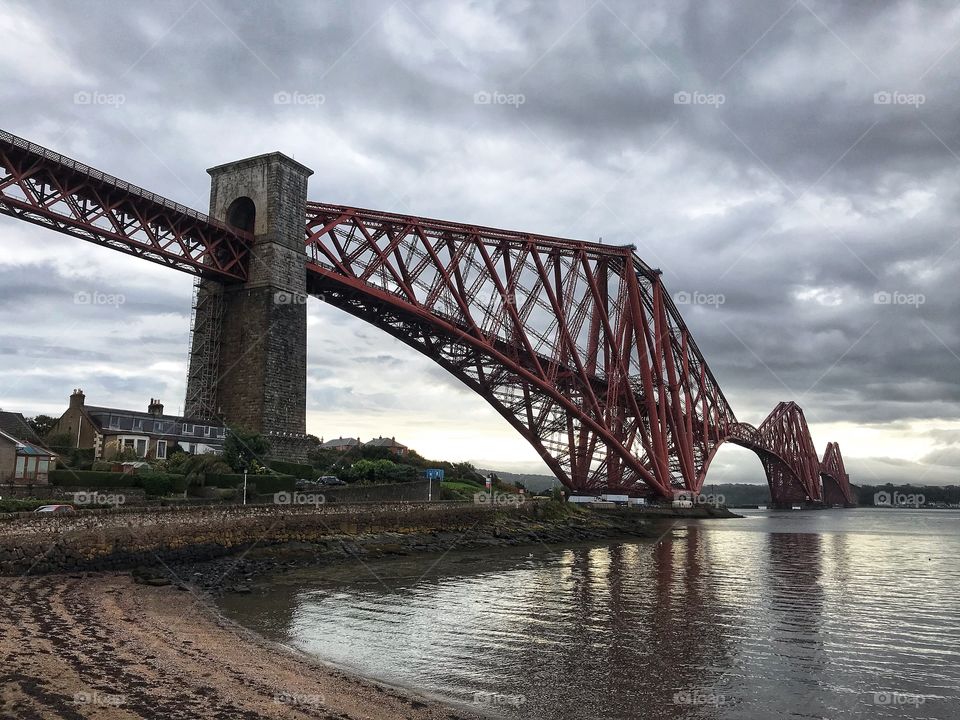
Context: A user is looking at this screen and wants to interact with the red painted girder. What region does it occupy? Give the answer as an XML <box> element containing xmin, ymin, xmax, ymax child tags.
<box><xmin>305</xmin><ymin>202</ymin><xmax>740</xmax><ymax>497</ymax></box>
<box><xmin>821</xmin><ymin>441</ymin><xmax>855</xmax><ymax>505</ymax></box>
<box><xmin>0</xmin><ymin>129</ymin><xmax>250</xmax><ymax>281</ymax></box>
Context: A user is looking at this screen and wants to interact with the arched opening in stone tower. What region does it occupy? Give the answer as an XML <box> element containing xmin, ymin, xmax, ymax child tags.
<box><xmin>226</xmin><ymin>196</ymin><xmax>256</xmax><ymax>232</ymax></box>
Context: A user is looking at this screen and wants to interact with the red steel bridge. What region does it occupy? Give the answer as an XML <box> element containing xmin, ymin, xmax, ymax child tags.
<box><xmin>0</xmin><ymin>128</ymin><xmax>854</xmax><ymax>507</ymax></box>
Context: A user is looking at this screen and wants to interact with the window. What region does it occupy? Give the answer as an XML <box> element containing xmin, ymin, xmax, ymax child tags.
<box><xmin>26</xmin><ymin>457</ymin><xmax>36</xmax><ymax>476</ymax></box>
<box><xmin>156</xmin><ymin>440</ymin><xmax>167</xmax><ymax>460</ymax></box>
<box><xmin>188</xmin><ymin>443</ymin><xmax>197</xmax><ymax>454</ymax></box>
<box><xmin>204</xmin><ymin>426</ymin><xmax>212</xmax><ymax>437</ymax></box>
<box><xmin>14</xmin><ymin>457</ymin><xmax>25</xmax><ymax>478</ymax></box>
<box><xmin>135</xmin><ymin>439</ymin><xmax>147</xmax><ymax>457</ymax></box>
<box><xmin>37</xmin><ymin>460</ymin><xmax>49</xmax><ymax>477</ymax></box>
<box><xmin>109</xmin><ymin>415</ymin><xmax>121</xmax><ymax>430</ymax></box>
<box><xmin>123</xmin><ymin>438</ymin><xmax>135</xmax><ymax>450</ymax></box>
<box><xmin>133</xmin><ymin>418</ymin><xmax>143</xmax><ymax>431</ymax></box>
<box><xmin>182</xmin><ymin>424</ymin><xmax>193</xmax><ymax>435</ymax></box>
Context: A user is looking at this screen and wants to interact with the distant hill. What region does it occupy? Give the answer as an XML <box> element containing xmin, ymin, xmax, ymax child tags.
<box><xmin>478</xmin><ymin>469</ymin><xmax>559</xmax><ymax>493</ymax></box>
<box><xmin>702</xmin><ymin>483</ymin><xmax>771</xmax><ymax>506</ymax></box>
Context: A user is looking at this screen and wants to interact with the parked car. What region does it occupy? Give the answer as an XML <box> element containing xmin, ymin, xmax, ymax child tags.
<box><xmin>34</xmin><ymin>504</ymin><xmax>75</xmax><ymax>514</ymax></box>
<box><xmin>317</xmin><ymin>476</ymin><xmax>345</xmax><ymax>486</ymax></box>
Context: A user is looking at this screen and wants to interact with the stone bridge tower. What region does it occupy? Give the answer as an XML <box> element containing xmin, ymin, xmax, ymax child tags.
<box><xmin>184</xmin><ymin>152</ymin><xmax>313</xmax><ymax>461</ymax></box>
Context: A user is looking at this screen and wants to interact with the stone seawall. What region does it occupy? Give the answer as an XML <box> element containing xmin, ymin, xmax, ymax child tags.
<box><xmin>0</xmin><ymin>501</ymin><xmax>540</xmax><ymax>575</ymax></box>
<box><xmin>289</xmin><ymin>478</ymin><xmax>458</xmax><ymax>504</ymax></box>
<box><xmin>0</xmin><ymin>484</ymin><xmax>147</xmax><ymax>502</ymax></box>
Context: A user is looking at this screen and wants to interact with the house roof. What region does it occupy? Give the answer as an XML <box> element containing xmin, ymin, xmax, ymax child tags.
<box><xmin>0</xmin><ymin>411</ymin><xmax>44</xmax><ymax>446</ymax></box>
<box><xmin>364</xmin><ymin>436</ymin><xmax>408</xmax><ymax>449</ymax></box>
<box><xmin>0</xmin><ymin>429</ymin><xmax>56</xmax><ymax>457</ymax></box>
<box><xmin>80</xmin><ymin>404</ymin><xmax>226</xmax><ymax>445</ymax></box>
<box><xmin>84</xmin><ymin>405</ymin><xmax>221</xmax><ymax>427</ymax></box>
<box><xmin>320</xmin><ymin>437</ymin><xmax>360</xmax><ymax>448</ymax></box>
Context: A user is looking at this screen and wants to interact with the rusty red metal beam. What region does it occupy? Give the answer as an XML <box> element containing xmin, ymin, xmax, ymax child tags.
<box><xmin>821</xmin><ymin>441</ymin><xmax>855</xmax><ymax>505</ymax></box>
<box><xmin>0</xmin><ymin>128</ymin><xmax>855</xmax><ymax>503</ymax></box>
<box><xmin>304</xmin><ymin>201</ymin><xmax>852</xmax><ymax>502</ymax></box>
<box><xmin>0</xmin><ymin>129</ymin><xmax>250</xmax><ymax>281</ymax></box>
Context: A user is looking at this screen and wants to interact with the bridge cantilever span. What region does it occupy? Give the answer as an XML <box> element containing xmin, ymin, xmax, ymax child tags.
<box><xmin>0</xmin><ymin>130</ymin><xmax>251</xmax><ymax>282</ymax></box>
<box><xmin>821</xmin><ymin>441</ymin><xmax>855</xmax><ymax>505</ymax></box>
<box><xmin>303</xmin><ymin>203</ymin><xmax>851</xmax><ymax>504</ymax></box>
<box><xmin>0</xmin><ymin>128</ymin><xmax>854</xmax><ymax>506</ymax></box>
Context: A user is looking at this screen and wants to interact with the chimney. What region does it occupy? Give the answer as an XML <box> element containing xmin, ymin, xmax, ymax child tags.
<box><xmin>148</xmin><ymin>398</ymin><xmax>164</xmax><ymax>417</ymax></box>
<box><xmin>69</xmin><ymin>388</ymin><xmax>85</xmax><ymax>409</ymax></box>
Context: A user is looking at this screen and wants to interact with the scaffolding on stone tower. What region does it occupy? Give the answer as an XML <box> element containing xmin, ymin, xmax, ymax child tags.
<box><xmin>184</xmin><ymin>278</ymin><xmax>224</xmax><ymax>421</ymax></box>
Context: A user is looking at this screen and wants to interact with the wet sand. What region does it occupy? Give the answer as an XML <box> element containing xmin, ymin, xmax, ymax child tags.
<box><xmin>0</xmin><ymin>573</ymin><xmax>481</xmax><ymax>719</ymax></box>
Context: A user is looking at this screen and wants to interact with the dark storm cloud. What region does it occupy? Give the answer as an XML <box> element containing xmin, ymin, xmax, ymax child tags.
<box><xmin>2</xmin><ymin>0</ymin><xmax>960</xmax><ymax>479</ymax></box>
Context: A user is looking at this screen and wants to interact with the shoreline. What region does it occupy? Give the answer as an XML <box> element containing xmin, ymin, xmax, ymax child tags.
<box><xmin>0</xmin><ymin>572</ymin><xmax>485</xmax><ymax>719</ymax></box>
<box><xmin>0</xmin><ymin>506</ymin><xmax>736</xmax><ymax>718</ymax></box>
<box><xmin>0</xmin><ymin>499</ymin><xmax>730</xmax><ymax>575</ymax></box>
<box><xmin>165</xmin><ymin>506</ymin><xmax>672</xmax><ymax>595</ymax></box>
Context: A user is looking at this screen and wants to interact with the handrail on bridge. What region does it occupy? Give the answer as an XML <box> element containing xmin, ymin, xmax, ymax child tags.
<box><xmin>0</xmin><ymin>128</ymin><xmax>241</xmax><ymax>236</ymax></box>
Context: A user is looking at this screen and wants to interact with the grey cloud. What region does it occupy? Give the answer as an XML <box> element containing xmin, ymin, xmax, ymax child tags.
<box><xmin>2</xmin><ymin>0</ymin><xmax>960</xmax><ymax>481</ymax></box>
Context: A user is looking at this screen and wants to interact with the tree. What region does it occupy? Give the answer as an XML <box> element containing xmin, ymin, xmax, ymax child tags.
<box><xmin>106</xmin><ymin>447</ymin><xmax>141</xmax><ymax>462</ymax></box>
<box><xmin>308</xmin><ymin>447</ymin><xmax>342</xmax><ymax>472</ymax></box>
<box><xmin>348</xmin><ymin>458</ymin><xmax>397</xmax><ymax>483</ymax></box>
<box><xmin>451</xmin><ymin>462</ymin><xmax>484</xmax><ymax>484</ymax></box>
<box><xmin>180</xmin><ymin>453</ymin><xmax>232</xmax><ymax>489</ymax></box>
<box><xmin>44</xmin><ymin>431</ymin><xmax>72</xmax><ymax>449</ymax></box>
<box><xmin>222</xmin><ymin>429</ymin><xmax>271</xmax><ymax>472</ymax></box>
<box><xmin>27</xmin><ymin>415</ymin><xmax>58</xmax><ymax>438</ymax></box>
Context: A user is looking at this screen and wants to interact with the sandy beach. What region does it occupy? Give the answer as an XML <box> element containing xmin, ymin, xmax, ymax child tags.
<box><xmin>0</xmin><ymin>573</ymin><xmax>481</xmax><ymax>719</ymax></box>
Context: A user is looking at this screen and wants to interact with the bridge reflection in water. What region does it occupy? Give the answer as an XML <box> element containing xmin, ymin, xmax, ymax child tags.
<box><xmin>216</xmin><ymin>511</ymin><xmax>960</xmax><ymax>720</ymax></box>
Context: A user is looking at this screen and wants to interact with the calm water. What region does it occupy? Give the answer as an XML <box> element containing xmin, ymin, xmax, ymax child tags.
<box><xmin>217</xmin><ymin>509</ymin><xmax>960</xmax><ymax>719</ymax></box>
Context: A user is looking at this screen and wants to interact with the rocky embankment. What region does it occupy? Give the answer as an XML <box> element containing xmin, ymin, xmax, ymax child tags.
<box><xmin>160</xmin><ymin>506</ymin><xmax>659</xmax><ymax>594</ymax></box>
<box><xmin>0</xmin><ymin>500</ymin><xmax>668</xmax><ymax>576</ymax></box>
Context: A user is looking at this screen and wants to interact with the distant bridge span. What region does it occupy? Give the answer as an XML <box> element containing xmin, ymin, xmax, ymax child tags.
<box><xmin>0</xmin><ymin>129</ymin><xmax>855</xmax><ymax>506</ymax></box>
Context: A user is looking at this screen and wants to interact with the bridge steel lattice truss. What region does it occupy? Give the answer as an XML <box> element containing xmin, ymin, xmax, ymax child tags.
<box><xmin>0</xmin><ymin>129</ymin><xmax>855</xmax><ymax>506</ymax></box>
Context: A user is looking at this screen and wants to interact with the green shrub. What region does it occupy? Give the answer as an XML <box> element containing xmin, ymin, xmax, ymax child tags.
<box><xmin>49</xmin><ymin>446</ymin><xmax>96</xmax><ymax>471</ymax></box>
<box><xmin>267</xmin><ymin>459</ymin><xmax>314</xmax><ymax>478</ymax></box>
<box><xmin>207</xmin><ymin>473</ymin><xmax>295</xmax><ymax>493</ymax></box>
<box><xmin>137</xmin><ymin>471</ymin><xmax>186</xmax><ymax>496</ymax></box>
<box><xmin>178</xmin><ymin>454</ymin><xmax>232</xmax><ymax>488</ymax></box>
<box><xmin>343</xmin><ymin>458</ymin><xmax>420</xmax><ymax>483</ymax></box>
<box><xmin>48</xmin><ymin>470</ymin><xmax>133</xmax><ymax>487</ymax></box>
<box><xmin>48</xmin><ymin>469</ymin><xmax>187</xmax><ymax>495</ymax></box>
<box><xmin>251</xmin><ymin>474</ymin><xmax>296</xmax><ymax>493</ymax></box>
<box><xmin>223</xmin><ymin>429</ymin><xmax>271</xmax><ymax>472</ymax></box>
<box><xmin>0</xmin><ymin>498</ymin><xmax>49</xmax><ymax>513</ymax></box>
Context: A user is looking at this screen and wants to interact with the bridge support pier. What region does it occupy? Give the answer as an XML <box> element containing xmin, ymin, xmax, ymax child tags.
<box><xmin>184</xmin><ymin>152</ymin><xmax>314</xmax><ymax>461</ymax></box>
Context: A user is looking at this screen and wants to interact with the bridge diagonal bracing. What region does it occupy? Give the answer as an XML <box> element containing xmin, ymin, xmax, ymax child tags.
<box><xmin>0</xmin><ymin>128</ymin><xmax>854</xmax><ymax>505</ymax></box>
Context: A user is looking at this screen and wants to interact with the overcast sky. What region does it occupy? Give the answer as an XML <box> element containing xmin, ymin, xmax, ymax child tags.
<box><xmin>1</xmin><ymin>0</ymin><xmax>959</xmax><ymax>485</ymax></box>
